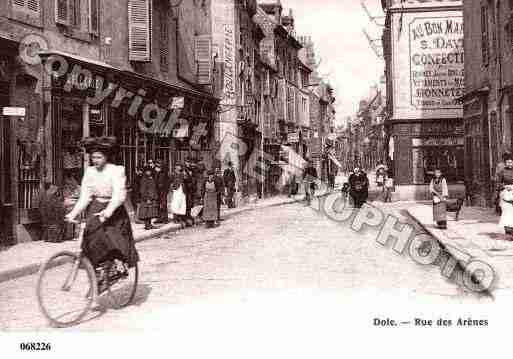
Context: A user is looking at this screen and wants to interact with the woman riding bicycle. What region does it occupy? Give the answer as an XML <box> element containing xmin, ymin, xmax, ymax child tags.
<box><xmin>65</xmin><ymin>136</ymin><xmax>139</xmax><ymax>282</ymax></box>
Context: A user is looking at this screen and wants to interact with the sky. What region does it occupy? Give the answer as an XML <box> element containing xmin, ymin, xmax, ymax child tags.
<box><xmin>280</xmin><ymin>0</ymin><xmax>385</xmax><ymax>125</ymax></box>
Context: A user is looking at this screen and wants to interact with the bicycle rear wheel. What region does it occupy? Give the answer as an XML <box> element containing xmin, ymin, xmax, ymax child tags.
<box><xmin>36</xmin><ymin>251</ymin><xmax>96</xmax><ymax>327</ymax></box>
<box><xmin>102</xmin><ymin>261</ymin><xmax>138</xmax><ymax>309</ymax></box>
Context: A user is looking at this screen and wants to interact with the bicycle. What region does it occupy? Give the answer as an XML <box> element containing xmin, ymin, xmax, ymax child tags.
<box><xmin>36</xmin><ymin>219</ymin><xmax>138</xmax><ymax>327</ymax></box>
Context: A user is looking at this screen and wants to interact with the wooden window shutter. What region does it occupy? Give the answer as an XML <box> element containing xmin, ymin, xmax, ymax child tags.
<box><xmin>89</xmin><ymin>0</ymin><xmax>99</xmax><ymax>34</ymax></box>
<box><xmin>195</xmin><ymin>35</ymin><xmax>212</xmax><ymax>85</ymax></box>
<box><xmin>55</xmin><ymin>0</ymin><xmax>69</xmax><ymax>25</ymax></box>
<box><xmin>128</xmin><ymin>0</ymin><xmax>152</xmax><ymax>62</ymax></box>
<box><xmin>71</xmin><ymin>0</ymin><xmax>81</xmax><ymax>27</ymax></box>
<box><xmin>27</xmin><ymin>0</ymin><xmax>40</xmax><ymax>13</ymax></box>
<box><xmin>13</xmin><ymin>0</ymin><xmax>41</xmax><ymax>15</ymax></box>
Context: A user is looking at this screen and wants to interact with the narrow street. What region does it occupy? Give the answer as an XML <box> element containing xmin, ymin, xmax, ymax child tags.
<box><xmin>0</xmin><ymin>201</ymin><xmax>489</xmax><ymax>331</ymax></box>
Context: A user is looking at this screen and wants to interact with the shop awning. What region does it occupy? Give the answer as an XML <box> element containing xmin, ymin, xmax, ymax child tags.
<box><xmin>38</xmin><ymin>50</ymin><xmax>219</xmax><ymax>103</ymax></box>
<box><xmin>38</xmin><ymin>50</ymin><xmax>117</xmax><ymax>72</ymax></box>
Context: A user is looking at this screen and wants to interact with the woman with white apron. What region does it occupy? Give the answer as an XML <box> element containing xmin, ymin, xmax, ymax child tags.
<box><xmin>498</xmin><ymin>154</ymin><xmax>513</xmax><ymax>239</ymax></box>
<box><xmin>429</xmin><ymin>168</ymin><xmax>449</xmax><ymax>229</ymax></box>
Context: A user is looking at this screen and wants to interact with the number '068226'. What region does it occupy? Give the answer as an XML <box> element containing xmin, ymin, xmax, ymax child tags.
<box><xmin>19</xmin><ymin>342</ymin><xmax>51</xmax><ymax>351</ymax></box>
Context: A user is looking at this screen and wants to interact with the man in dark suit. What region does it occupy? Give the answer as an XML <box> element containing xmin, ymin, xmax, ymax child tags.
<box><xmin>223</xmin><ymin>161</ymin><xmax>237</xmax><ymax>208</ymax></box>
<box><xmin>154</xmin><ymin>160</ymin><xmax>171</xmax><ymax>224</ymax></box>
<box><xmin>214</xmin><ymin>167</ymin><xmax>225</xmax><ymax>222</ymax></box>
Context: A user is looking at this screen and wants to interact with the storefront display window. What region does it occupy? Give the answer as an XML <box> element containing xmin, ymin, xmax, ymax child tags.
<box><xmin>412</xmin><ymin>137</ymin><xmax>464</xmax><ymax>184</ymax></box>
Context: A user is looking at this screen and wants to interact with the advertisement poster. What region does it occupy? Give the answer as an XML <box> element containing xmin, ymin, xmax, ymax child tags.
<box><xmin>393</xmin><ymin>11</ymin><xmax>464</xmax><ymax>119</ymax></box>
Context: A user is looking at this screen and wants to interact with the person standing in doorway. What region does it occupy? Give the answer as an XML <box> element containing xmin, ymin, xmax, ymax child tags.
<box><xmin>154</xmin><ymin>160</ymin><xmax>171</xmax><ymax>224</ymax></box>
<box><xmin>138</xmin><ymin>166</ymin><xmax>159</xmax><ymax>230</ymax></box>
<box><xmin>429</xmin><ymin>168</ymin><xmax>449</xmax><ymax>229</ymax></box>
<box><xmin>223</xmin><ymin>161</ymin><xmax>237</xmax><ymax>208</ymax></box>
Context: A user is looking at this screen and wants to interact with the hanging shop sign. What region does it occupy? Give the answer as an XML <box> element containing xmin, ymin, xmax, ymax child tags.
<box><xmin>89</xmin><ymin>107</ymin><xmax>103</xmax><ymax>125</ymax></box>
<box><xmin>287</xmin><ymin>132</ymin><xmax>299</xmax><ymax>143</ymax></box>
<box><xmin>392</xmin><ymin>7</ymin><xmax>464</xmax><ymax>119</ymax></box>
<box><xmin>411</xmin><ymin>137</ymin><xmax>464</xmax><ymax>147</ymax></box>
<box><xmin>173</xmin><ymin>124</ymin><xmax>189</xmax><ymax>138</ymax></box>
<box><xmin>170</xmin><ymin>96</ymin><xmax>185</xmax><ymax>109</ymax></box>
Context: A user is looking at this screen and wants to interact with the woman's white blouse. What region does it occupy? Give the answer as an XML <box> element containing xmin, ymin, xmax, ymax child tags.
<box><xmin>68</xmin><ymin>164</ymin><xmax>127</xmax><ymax>219</ymax></box>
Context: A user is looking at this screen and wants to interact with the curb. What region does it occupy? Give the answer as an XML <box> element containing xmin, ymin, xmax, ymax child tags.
<box><xmin>404</xmin><ymin>208</ymin><xmax>493</xmax><ymax>297</ymax></box>
<box><xmin>0</xmin><ymin>197</ymin><xmax>302</xmax><ymax>284</ymax></box>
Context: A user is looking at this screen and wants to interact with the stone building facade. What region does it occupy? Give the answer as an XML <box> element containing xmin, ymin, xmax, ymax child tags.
<box><xmin>461</xmin><ymin>0</ymin><xmax>513</xmax><ymax>206</ymax></box>
<box><xmin>0</xmin><ymin>0</ymin><xmax>220</xmax><ymax>245</ymax></box>
<box><xmin>381</xmin><ymin>0</ymin><xmax>465</xmax><ymax>200</ymax></box>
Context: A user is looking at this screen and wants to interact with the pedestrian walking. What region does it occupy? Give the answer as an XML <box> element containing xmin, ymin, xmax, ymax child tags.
<box><xmin>303</xmin><ymin>159</ymin><xmax>318</xmax><ymax>205</ymax></box>
<box><xmin>384</xmin><ymin>175</ymin><xmax>394</xmax><ymax>203</ymax></box>
<box><xmin>131</xmin><ymin>167</ymin><xmax>143</xmax><ymax>208</ymax></box>
<box><xmin>497</xmin><ymin>154</ymin><xmax>513</xmax><ymax>239</ymax></box>
<box><xmin>182</xmin><ymin>159</ymin><xmax>195</xmax><ymax>226</ymax></box>
<box><xmin>223</xmin><ymin>161</ymin><xmax>237</xmax><ymax>208</ymax></box>
<box><xmin>375</xmin><ymin>162</ymin><xmax>386</xmax><ymax>194</ymax></box>
<box><xmin>65</xmin><ymin>136</ymin><xmax>139</xmax><ymax>272</ymax></box>
<box><xmin>137</xmin><ymin>166</ymin><xmax>159</xmax><ymax>230</ymax></box>
<box><xmin>202</xmin><ymin>170</ymin><xmax>222</xmax><ymax>228</ymax></box>
<box><xmin>215</xmin><ymin>167</ymin><xmax>225</xmax><ymax>222</ymax></box>
<box><xmin>348</xmin><ymin>167</ymin><xmax>369</xmax><ymax>208</ymax></box>
<box><xmin>154</xmin><ymin>160</ymin><xmax>171</xmax><ymax>224</ymax></box>
<box><xmin>429</xmin><ymin>168</ymin><xmax>449</xmax><ymax>229</ymax></box>
<box><xmin>288</xmin><ymin>174</ymin><xmax>298</xmax><ymax>197</ymax></box>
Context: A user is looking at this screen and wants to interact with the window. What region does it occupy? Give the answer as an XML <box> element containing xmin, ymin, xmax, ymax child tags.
<box><xmin>10</xmin><ymin>0</ymin><xmax>42</xmax><ymax>26</ymax></box>
<box><xmin>89</xmin><ymin>0</ymin><xmax>99</xmax><ymax>35</ymax></box>
<box><xmin>128</xmin><ymin>0</ymin><xmax>152</xmax><ymax>62</ymax></box>
<box><xmin>481</xmin><ymin>5</ymin><xmax>489</xmax><ymax>66</ymax></box>
<box><xmin>55</xmin><ymin>0</ymin><xmax>99</xmax><ymax>34</ymax></box>
<box><xmin>195</xmin><ymin>35</ymin><xmax>212</xmax><ymax>84</ymax></box>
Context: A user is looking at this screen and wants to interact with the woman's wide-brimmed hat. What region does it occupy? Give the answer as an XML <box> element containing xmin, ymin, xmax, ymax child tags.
<box><xmin>81</xmin><ymin>136</ymin><xmax>119</xmax><ymax>154</ymax></box>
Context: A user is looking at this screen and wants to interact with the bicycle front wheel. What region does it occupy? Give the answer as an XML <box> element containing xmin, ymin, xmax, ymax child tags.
<box><xmin>36</xmin><ymin>251</ymin><xmax>96</xmax><ymax>327</ymax></box>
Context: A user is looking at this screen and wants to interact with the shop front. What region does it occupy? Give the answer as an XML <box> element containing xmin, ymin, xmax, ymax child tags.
<box><xmin>39</xmin><ymin>51</ymin><xmax>218</xmax><ymax>228</ymax></box>
<box><xmin>462</xmin><ymin>91</ymin><xmax>492</xmax><ymax>207</ymax></box>
<box><xmin>1</xmin><ymin>37</ymin><xmax>44</xmax><ymax>245</ymax></box>
<box><xmin>389</xmin><ymin>120</ymin><xmax>465</xmax><ymax>200</ymax></box>
<box><xmin>0</xmin><ymin>46</ymin><xmax>16</xmax><ymax>247</ymax></box>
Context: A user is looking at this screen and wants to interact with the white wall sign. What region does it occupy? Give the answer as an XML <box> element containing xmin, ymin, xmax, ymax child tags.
<box><xmin>392</xmin><ymin>9</ymin><xmax>464</xmax><ymax>119</ymax></box>
<box><xmin>2</xmin><ymin>107</ymin><xmax>26</xmax><ymax>116</ymax></box>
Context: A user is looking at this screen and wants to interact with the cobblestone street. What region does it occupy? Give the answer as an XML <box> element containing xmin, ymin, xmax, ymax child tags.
<box><xmin>0</xmin><ymin>201</ymin><xmax>489</xmax><ymax>331</ymax></box>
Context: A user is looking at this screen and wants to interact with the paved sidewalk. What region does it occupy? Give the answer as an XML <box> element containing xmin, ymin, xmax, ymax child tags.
<box><xmin>406</xmin><ymin>204</ymin><xmax>513</xmax><ymax>300</ymax></box>
<box><xmin>0</xmin><ymin>195</ymin><xmax>304</xmax><ymax>284</ymax></box>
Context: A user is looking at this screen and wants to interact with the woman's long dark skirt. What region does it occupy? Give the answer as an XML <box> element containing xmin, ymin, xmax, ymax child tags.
<box><xmin>82</xmin><ymin>200</ymin><xmax>140</xmax><ymax>268</ymax></box>
<box><xmin>350</xmin><ymin>190</ymin><xmax>368</xmax><ymax>208</ymax></box>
